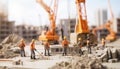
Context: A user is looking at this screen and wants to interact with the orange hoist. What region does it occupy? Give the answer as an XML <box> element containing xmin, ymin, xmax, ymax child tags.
<box><xmin>37</xmin><ymin>0</ymin><xmax>59</xmax><ymax>44</ymax></box>
<box><xmin>70</xmin><ymin>0</ymin><xmax>97</xmax><ymax>46</ymax></box>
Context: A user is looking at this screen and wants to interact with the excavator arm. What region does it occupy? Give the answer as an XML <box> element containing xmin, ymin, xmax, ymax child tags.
<box><xmin>92</xmin><ymin>21</ymin><xmax>116</xmax><ymax>41</ymax></box>
<box><xmin>92</xmin><ymin>0</ymin><xmax>116</xmax><ymax>41</ymax></box>
<box><xmin>37</xmin><ymin>0</ymin><xmax>56</xmax><ymax>33</ymax></box>
<box><xmin>37</xmin><ymin>0</ymin><xmax>59</xmax><ymax>44</ymax></box>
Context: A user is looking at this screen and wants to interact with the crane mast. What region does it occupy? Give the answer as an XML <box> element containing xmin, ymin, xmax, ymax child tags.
<box><xmin>75</xmin><ymin>0</ymin><xmax>89</xmax><ymax>33</ymax></box>
<box><xmin>70</xmin><ymin>0</ymin><xmax>97</xmax><ymax>46</ymax></box>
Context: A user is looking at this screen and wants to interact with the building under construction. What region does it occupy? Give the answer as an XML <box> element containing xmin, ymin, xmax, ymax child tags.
<box><xmin>0</xmin><ymin>12</ymin><xmax>14</xmax><ymax>43</ymax></box>
<box><xmin>0</xmin><ymin>0</ymin><xmax>120</xmax><ymax>69</ymax></box>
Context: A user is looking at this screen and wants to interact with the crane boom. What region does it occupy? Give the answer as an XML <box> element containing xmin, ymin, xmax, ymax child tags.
<box><xmin>37</xmin><ymin>0</ymin><xmax>59</xmax><ymax>44</ymax></box>
<box><xmin>108</xmin><ymin>0</ymin><xmax>114</xmax><ymax>20</ymax></box>
<box><xmin>37</xmin><ymin>0</ymin><xmax>52</xmax><ymax>13</ymax></box>
<box><xmin>37</xmin><ymin>0</ymin><xmax>56</xmax><ymax>33</ymax></box>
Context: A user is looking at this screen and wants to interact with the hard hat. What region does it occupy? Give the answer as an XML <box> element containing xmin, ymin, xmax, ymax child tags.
<box><xmin>78</xmin><ymin>38</ymin><xmax>81</xmax><ymax>40</ymax></box>
<box><xmin>20</xmin><ymin>39</ymin><xmax>24</xmax><ymax>42</ymax></box>
<box><xmin>64</xmin><ymin>36</ymin><xmax>66</xmax><ymax>40</ymax></box>
<box><xmin>45</xmin><ymin>39</ymin><xmax>48</xmax><ymax>41</ymax></box>
<box><xmin>102</xmin><ymin>38</ymin><xmax>105</xmax><ymax>41</ymax></box>
<box><xmin>32</xmin><ymin>39</ymin><xmax>35</xmax><ymax>42</ymax></box>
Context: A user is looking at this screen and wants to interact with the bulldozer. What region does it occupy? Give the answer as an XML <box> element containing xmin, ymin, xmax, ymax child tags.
<box><xmin>70</xmin><ymin>0</ymin><xmax>97</xmax><ymax>46</ymax></box>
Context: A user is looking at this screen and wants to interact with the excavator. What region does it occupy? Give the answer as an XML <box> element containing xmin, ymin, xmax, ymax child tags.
<box><xmin>70</xmin><ymin>0</ymin><xmax>97</xmax><ymax>46</ymax></box>
<box><xmin>92</xmin><ymin>21</ymin><xmax>116</xmax><ymax>42</ymax></box>
<box><xmin>92</xmin><ymin>0</ymin><xmax>116</xmax><ymax>42</ymax></box>
<box><xmin>37</xmin><ymin>0</ymin><xmax>59</xmax><ymax>44</ymax></box>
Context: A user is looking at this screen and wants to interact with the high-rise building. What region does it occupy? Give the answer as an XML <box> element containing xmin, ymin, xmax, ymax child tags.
<box><xmin>0</xmin><ymin>14</ymin><xmax>15</xmax><ymax>42</ymax></box>
<box><xmin>112</xmin><ymin>18</ymin><xmax>120</xmax><ymax>37</ymax></box>
<box><xmin>95</xmin><ymin>8</ymin><xmax>108</xmax><ymax>26</ymax></box>
<box><xmin>119</xmin><ymin>13</ymin><xmax>120</xmax><ymax>18</ymax></box>
<box><xmin>0</xmin><ymin>1</ymin><xmax>14</xmax><ymax>42</ymax></box>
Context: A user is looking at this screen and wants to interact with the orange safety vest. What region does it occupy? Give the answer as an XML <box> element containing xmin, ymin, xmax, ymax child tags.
<box><xmin>19</xmin><ymin>42</ymin><xmax>25</xmax><ymax>49</ymax></box>
<box><xmin>62</xmin><ymin>40</ymin><xmax>69</xmax><ymax>47</ymax></box>
<box><xmin>30</xmin><ymin>42</ymin><xmax>35</xmax><ymax>50</ymax></box>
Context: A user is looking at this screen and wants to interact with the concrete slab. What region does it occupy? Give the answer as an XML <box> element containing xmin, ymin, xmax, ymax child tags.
<box><xmin>102</xmin><ymin>62</ymin><xmax>120</xmax><ymax>69</ymax></box>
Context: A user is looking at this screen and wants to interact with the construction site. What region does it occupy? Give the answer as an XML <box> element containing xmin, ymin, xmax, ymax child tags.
<box><xmin>0</xmin><ymin>0</ymin><xmax>120</xmax><ymax>69</ymax></box>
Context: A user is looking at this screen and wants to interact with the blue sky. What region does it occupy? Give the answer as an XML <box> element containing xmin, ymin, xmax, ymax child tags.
<box><xmin>7</xmin><ymin>0</ymin><xmax>120</xmax><ymax>26</ymax></box>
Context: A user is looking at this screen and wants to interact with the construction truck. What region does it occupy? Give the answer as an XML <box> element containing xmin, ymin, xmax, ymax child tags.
<box><xmin>37</xmin><ymin>0</ymin><xmax>59</xmax><ymax>44</ymax></box>
<box><xmin>92</xmin><ymin>0</ymin><xmax>116</xmax><ymax>42</ymax></box>
<box><xmin>70</xmin><ymin>0</ymin><xmax>97</xmax><ymax>46</ymax></box>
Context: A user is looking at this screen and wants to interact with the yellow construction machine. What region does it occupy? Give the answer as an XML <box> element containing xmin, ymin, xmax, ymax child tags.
<box><xmin>70</xmin><ymin>0</ymin><xmax>97</xmax><ymax>46</ymax></box>
<box><xmin>37</xmin><ymin>0</ymin><xmax>59</xmax><ymax>44</ymax></box>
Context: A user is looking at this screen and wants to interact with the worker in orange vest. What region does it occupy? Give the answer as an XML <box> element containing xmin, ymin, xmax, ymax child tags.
<box><xmin>77</xmin><ymin>38</ymin><xmax>83</xmax><ymax>56</ymax></box>
<box><xmin>101</xmin><ymin>38</ymin><xmax>105</xmax><ymax>50</ymax></box>
<box><xmin>62</xmin><ymin>36</ymin><xmax>69</xmax><ymax>56</ymax></box>
<box><xmin>19</xmin><ymin>39</ymin><xmax>26</xmax><ymax>57</ymax></box>
<box><xmin>44</xmin><ymin>39</ymin><xmax>50</xmax><ymax>56</ymax></box>
<box><xmin>30</xmin><ymin>39</ymin><xmax>36</xmax><ymax>59</ymax></box>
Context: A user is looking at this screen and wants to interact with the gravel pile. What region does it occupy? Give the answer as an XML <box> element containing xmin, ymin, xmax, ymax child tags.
<box><xmin>0</xmin><ymin>34</ymin><xmax>23</xmax><ymax>58</ymax></box>
<box><xmin>50</xmin><ymin>55</ymin><xmax>105</xmax><ymax>69</ymax></box>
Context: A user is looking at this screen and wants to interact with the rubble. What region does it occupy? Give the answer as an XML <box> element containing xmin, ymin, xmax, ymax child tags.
<box><xmin>1</xmin><ymin>34</ymin><xmax>23</xmax><ymax>44</ymax></box>
<box><xmin>0</xmin><ymin>34</ymin><xmax>23</xmax><ymax>58</ymax></box>
<box><xmin>12</xmin><ymin>59</ymin><xmax>23</xmax><ymax>65</ymax></box>
<box><xmin>0</xmin><ymin>66</ymin><xmax>9</xmax><ymax>69</ymax></box>
<box><xmin>108</xmin><ymin>59</ymin><xmax>118</xmax><ymax>63</ymax></box>
<box><xmin>50</xmin><ymin>55</ymin><xmax>104</xmax><ymax>69</ymax></box>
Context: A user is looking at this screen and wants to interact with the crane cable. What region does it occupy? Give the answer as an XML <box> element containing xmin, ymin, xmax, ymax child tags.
<box><xmin>108</xmin><ymin>0</ymin><xmax>114</xmax><ymax>21</ymax></box>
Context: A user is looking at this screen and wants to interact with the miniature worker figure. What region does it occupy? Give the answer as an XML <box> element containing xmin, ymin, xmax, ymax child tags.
<box><xmin>62</xmin><ymin>36</ymin><xmax>69</xmax><ymax>56</ymax></box>
<box><xmin>44</xmin><ymin>39</ymin><xmax>50</xmax><ymax>56</ymax></box>
<box><xmin>77</xmin><ymin>38</ymin><xmax>83</xmax><ymax>56</ymax></box>
<box><xmin>101</xmin><ymin>38</ymin><xmax>105</xmax><ymax>50</ymax></box>
<box><xmin>30</xmin><ymin>39</ymin><xmax>36</xmax><ymax>59</ymax></box>
<box><xmin>19</xmin><ymin>39</ymin><xmax>26</xmax><ymax>57</ymax></box>
<box><xmin>87</xmin><ymin>39</ymin><xmax>91</xmax><ymax>54</ymax></box>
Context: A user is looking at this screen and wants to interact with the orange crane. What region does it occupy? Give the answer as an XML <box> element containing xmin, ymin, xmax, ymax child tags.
<box><xmin>92</xmin><ymin>0</ymin><xmax>116</xmax><ymax>41</ymax></box>
<box><xmin>75</xmin><ymin>0</ymin><xmax>89</xmax><ymax>33</ymax></box>
<box><xmin>70</xmin><ymin>0</ymin><xmax>97</xmax><ymax>46</ymax></box>
<box><xmin>37</xmin><ymin>0</ymin><xmax>59</xmax><ymax>44</ymax></box>
<box><xmin>92</xmin><ymin>21</ymin><xmax>116</xmax><ymax>41</ymax></box>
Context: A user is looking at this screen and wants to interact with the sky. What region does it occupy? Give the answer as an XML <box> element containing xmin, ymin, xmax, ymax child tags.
<box><xmin>3</xmin><ymin>0</ymin><xmax>120</xmax><ymax>26</ymax></box>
